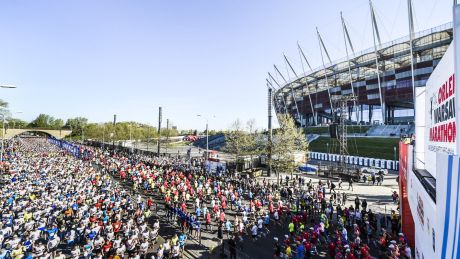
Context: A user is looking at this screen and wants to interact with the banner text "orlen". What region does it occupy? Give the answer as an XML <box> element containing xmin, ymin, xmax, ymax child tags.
<box><xmin>438</xmin><ymin>74</ymin><xmax>455</xmax><ymax>104</ymax></box>
<box><xmin>429</xmin><ymin>74</ymin><xmax>456</xmax><ymax>143</ymax></box>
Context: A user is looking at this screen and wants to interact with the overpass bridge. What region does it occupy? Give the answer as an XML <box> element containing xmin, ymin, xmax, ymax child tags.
<box><xmin>3</xmin><ymin>129</ymin><xmax>72</xmax><ymax>139</ymax></box>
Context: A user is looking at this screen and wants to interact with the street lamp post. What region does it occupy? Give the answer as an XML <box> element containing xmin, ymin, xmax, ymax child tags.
<box><xmin>112</xmin><ymin>114</ymin><xmax>117</xmax><ymax>152</ymax></box>
<box><xmin>197</xmin><ymin>115</ymin><xmax>210</xmax><ymax>160</ymax></box>
<box><xmin>129</xmin><ymin>124</ymin><xmax>133</xmax><ymax>153</ymax></box>
<box><xmin>146</xmin><ymin>127</ymin><xmax>149</xmax><ymax>152</ymax></box>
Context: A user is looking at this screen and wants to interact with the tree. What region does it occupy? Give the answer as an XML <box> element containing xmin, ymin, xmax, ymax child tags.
<box><xmin>271</xmin><ymin>114</ymin><xmax>308</xmax><ymax>183</ymax></box>
<box><xmin>51</xmin><ymin>119</ymin><xmax>64</xmax><ymax>129</ymax></box>
<box><xmin>65</xmin><ymin>117</ymin><xmax>88</xmax><ymax>136</ymax></box>
<box><xmin>29</xmin><ymin>114</ymin><xmax>55</xmax><ymax>128</ymax></box>
<box><xmin>7</xmin><ymin>118</ymin><xmax>28</xmax><ymax>129</ymax></box>
<box><xmin>224</xmin><ymin>119</ymin><xmax>245</xmax><ymax>171</ymax></box>
<box><xmin>242</xmin><ymin>119</ymin><xmax>261</xmax><ymax>170</ymax></box>
<box><xmin>224</xmin><ymin>119</ymin><xmax>262</xmax><ymax>172</ymax></box>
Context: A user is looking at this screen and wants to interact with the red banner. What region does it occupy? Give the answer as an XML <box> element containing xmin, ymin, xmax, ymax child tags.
<box><xmin>399</xmin><ymin>141</ymin><xmax>415</xmax><ymax>247</ymax></box>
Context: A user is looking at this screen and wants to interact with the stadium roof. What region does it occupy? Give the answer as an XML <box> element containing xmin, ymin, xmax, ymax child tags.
<box><xmin>276</xmin><ymin>22</ymin><xmax>453</xmax><ymax>96</ymax></box>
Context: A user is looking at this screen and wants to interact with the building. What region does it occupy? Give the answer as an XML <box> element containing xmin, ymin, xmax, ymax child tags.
<box><xmin>272</xmin><ymin>22</ymin><xmax>453</xmax><ymax>126</ymax></box>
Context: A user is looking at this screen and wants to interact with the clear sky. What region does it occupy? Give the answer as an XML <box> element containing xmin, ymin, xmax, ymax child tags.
<box><xmin>0</xmin><ymin>0</ymin><xmax>451</xmax><ymax>131</ymax></box>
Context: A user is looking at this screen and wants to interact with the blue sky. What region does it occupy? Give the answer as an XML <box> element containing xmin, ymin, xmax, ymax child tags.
<box><xmin>0</xmin><ymin>0</ymin><xmax>451</xmax><ymax>130</ymax></box>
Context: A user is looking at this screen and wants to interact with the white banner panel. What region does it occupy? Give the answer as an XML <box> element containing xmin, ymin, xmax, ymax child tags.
<box><xmin>407</xmin><ymin>169</ymin><xmax>436</xmax><ymax>259</ymax></box>
<box><xmin>424</xmin><ymin>44</ymin><xmax>456</xmax><ymax>177</ymax></box>
<box><xmin>435</xmin><ymin>153</ymin><xmax>460</xmax><ymax>259</ymax></box>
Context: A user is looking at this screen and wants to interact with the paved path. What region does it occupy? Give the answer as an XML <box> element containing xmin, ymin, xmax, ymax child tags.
<box><xmin>95</xmin><ymin>148</ymin><xmax>399</xmax><ymax>259</ymax></box>
<box><xmin>210</xmin><ymin>171</ymin><xmax>400</xmax><ymax>258</ymax></box>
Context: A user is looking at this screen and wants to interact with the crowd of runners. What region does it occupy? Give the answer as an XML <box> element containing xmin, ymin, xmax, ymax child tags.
<box><xmin>0</xmin><ymin>137</ymin><xmax>410</xmax><ymax>258</ymax></box>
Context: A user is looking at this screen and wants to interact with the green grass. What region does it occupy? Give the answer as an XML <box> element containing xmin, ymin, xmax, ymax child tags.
<box><xmin>305</xmin><ymin>125</ymin><xmax>371</xmax><ymax>134</ymax></box>
<box><xmin>309</xmin><ymin>136</ymin><xmax>399</xmax><ymax>160</ymax></box>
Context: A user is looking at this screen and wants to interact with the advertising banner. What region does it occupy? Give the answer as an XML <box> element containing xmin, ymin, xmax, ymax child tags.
<box><xmin>399</xmin><ymin>142</ymin><xmax>415</xmax><ymax>247</ymax></box>
<box><xmin>308</xmin><ymin>151</ymin><xmax>399</xmax><ymax>170</ymax></box>
<box><xmin>407</xmin><ymin>168</ymin><xmax>436</xmax><ymax>259</ymax></box>
<box><xmin>436</xmin><ymin>153</ymin><xmax>460</xmax><ymax>259</ymax></box>
<box><xmin>425</xmin><ymin>44</ymin><xmax>456</xmax><ymax>176</ymax></box>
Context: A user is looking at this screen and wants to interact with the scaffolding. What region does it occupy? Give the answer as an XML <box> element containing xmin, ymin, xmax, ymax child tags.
<box><xmin>332</xmin><ymin>95</ymin><xmax>357</xmax><ymax>173</ymax></box>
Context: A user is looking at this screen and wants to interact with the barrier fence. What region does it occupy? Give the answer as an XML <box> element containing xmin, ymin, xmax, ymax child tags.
<box><xmin>48</xmin><ymin>137</ymin><xmax>93</xmax><ymax>159</ymax></box>
<box><xmin>309</xmin><ymin>151</ymin><xmax>399</xmax><ymax>171</ymax></box>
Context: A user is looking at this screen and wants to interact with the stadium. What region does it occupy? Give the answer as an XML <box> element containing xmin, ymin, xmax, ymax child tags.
<box><xmin>270</xmin><ymin>22</ymin><xmax>453</xmax><ymax>127</ymax></box>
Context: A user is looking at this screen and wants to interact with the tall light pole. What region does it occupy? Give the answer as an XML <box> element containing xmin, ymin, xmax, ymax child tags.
<box><xmin>197</xmin><ymin>115</ymin><xmax>212</xmax><ymax>160</ymax></box>
<box><xmin>157</xmin><ymin>107</ymin><xmax>162</xmax><ymax>156</ymax></box>
<box><xmin>267</xmin><ymin>86</ymin><xmax>273</xmax><ymax>177</ymax></box>
<box><xmin>112</xmin><ymin>114</ymin><xmax>117</xmax><ymax>151</ymax></box>
<box><xmin>129</xmin><ymin>123</ymin><xmax>133</xmax><ymax>153</ymax></box>
<box><xmin>102</xmin><ymin>124</ymin><xmax>105</xmax><ymax>148</ymax></box>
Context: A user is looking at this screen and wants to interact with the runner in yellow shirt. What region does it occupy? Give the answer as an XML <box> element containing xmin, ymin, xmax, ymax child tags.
<box><xmin>285</xmin><ymin>245</ymin><xmax>292</xmax><ymax>258</ymax></box>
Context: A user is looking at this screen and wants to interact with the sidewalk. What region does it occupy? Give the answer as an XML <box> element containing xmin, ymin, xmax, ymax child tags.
<box><xmin>259</xmin><ymin>170</ymin><xmax>399</xmax><ymax>214</ymax></box>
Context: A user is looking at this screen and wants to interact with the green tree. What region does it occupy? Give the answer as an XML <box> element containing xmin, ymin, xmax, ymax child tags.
<box><xmin>224</xmin><ymin>119</ymin><xmax>262</xmax><ymax>172</ymax></box>
<box><xmin>51</xmin><ymin>118</ymin><xmax>64</xmax><ymax>129</ymax></box>
<box><xmin>7</xmin><ymin>118</ymin><xmax>28</xmax><ymax>129</ymax></box>
<box><xmin>271</xmin><ymin>114</ymin><xmax>308</xmax><ymax>183</ymax></box>
<box><xmin>29</xmin><ymin>114</ymin><xmax>55</xmax><ymax>128</ymax></box>
<box><xmin>65</xmin><ymin>117</ymin><xmax>88</xmax><ymax>136</ymax></box>
<box><xmin>242</xmin><ymin>119</ymin><xmax>262</xmax><ymax>170</ymax></box>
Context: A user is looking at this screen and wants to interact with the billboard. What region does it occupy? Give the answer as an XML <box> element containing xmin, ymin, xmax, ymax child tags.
<box><xmin>407</xmin><ymin>169</ymin><xmax>436</xmax><ymax>259</ymax></box>
<box><xmin>399</xmin><ymin>142</ymin><xmax>415</xmax><ymax>247</ymax></box>
<box><xmin>435</xmin><ymin>153</ymin><xmax>460</xmax><ymax>259</ymax></box>
<box><xmin>424</xmin><ymin>43</ymin><xmax>456</xmax><ymax>176</ymax></box>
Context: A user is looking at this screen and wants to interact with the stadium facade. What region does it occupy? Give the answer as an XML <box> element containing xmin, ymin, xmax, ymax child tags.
<box><xmin>271</xmin><ymin>22</ymin><xmax>453</xmax><ymax>126</ymax></box>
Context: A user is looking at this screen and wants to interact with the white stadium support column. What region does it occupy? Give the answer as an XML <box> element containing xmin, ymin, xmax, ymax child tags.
<box><xmin>316</xmin><ymin>27</ymin><xmax>334</xmax><ymax>116</ymax></box>
<box><xmin>297</xmin><ymin>42</ymin><xmax>317</xmax><ymax>126</ymax></box>
<box><xmin>283</xmin><ymin>54</ymin><xmax>302</xmax><ymax>122</ymax></box>
<box><xmin>274</xmin><ymin>64</ymin><xmax>301</xmax><ymax>122</ymax></box>
<box><xmin>407</xmin><ymin>0</ymin><xmax>416</xmax><ymax>112</ymax></box>
<box><xmin>341</xmin><ymin>12</ymin><xmax>359</xmax><ymax>124</ymax></box>
<box><xmin>369</xmin><ymin>0</ymin><xmax>385</xmax><ymax>124</ymax></box>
